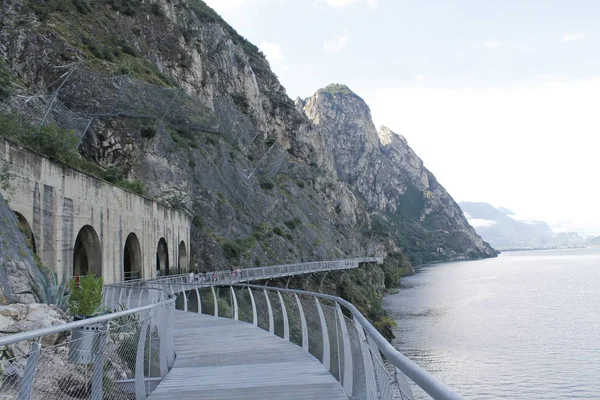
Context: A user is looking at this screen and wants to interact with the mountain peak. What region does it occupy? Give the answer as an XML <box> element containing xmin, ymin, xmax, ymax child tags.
<box><xmin>320</xmin><ymin>83</ymin><xmax>355</xmax><ymax>96</ymax></box>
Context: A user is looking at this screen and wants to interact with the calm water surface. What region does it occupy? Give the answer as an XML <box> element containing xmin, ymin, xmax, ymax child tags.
<box><xmin>383</xmin><ymin>248</ymin><xmax>600</xmax><ymax>399</ymax></box>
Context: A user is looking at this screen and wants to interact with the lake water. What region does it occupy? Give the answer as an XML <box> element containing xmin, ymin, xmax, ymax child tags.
<box><xmin>383</xmin><ymin>248</ymin><xmax>600</xmax><ymax>399</ymax></box>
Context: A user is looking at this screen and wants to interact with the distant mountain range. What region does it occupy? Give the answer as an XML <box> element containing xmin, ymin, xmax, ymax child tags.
<box><xmin>459</xmin><ymin>202</ymin><xmax>588</xmax><ymax>250</ymax></box>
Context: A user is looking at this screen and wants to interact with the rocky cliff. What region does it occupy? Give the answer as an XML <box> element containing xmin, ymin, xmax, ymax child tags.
<box><xmin>303</xmin><ymin>85</ymin><xmax>496</xmax><ymax>263</ymax></box>
<box><xmin>0</xmin><ymin>0</ymin><xmax>495</xmax><ymax>273</ymax></box>
<box><xmin>0</xmin><ymin>192</ymin><xmax>45</xmax><ymax>304</ymax></box>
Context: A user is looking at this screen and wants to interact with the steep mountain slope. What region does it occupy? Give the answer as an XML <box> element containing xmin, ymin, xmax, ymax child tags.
<box><xmin>303</xmin><ymin>85</ymin><xmax>496</xmax><ymax>263</ymax></box>
<box><xmin>0</xmin><ymin>0</ymin><xmax>494</xmax><ymax>272</ymax></box>
<box><xmin>460</xmin><ymin>202</ymin><xmax>585</xmax><ymax>249</ymax></box>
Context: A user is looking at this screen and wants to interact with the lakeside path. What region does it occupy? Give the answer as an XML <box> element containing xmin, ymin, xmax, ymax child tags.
<box><xmin>147</xmin><ymin>311</ymin><xmax>348</xmax><ymax>400</ymax></box>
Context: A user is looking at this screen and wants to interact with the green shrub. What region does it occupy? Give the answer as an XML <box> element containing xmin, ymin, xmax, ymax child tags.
<box><xmin>192</xmin><ymin>215</ymin><xmax>203</xmax><ymax>229</ymax></box>
<box><xmin>259</xmin><ymin>177</ymin><xmax>274</xmax><ymax>190</ymax></box>
<box><xmin>39</xmin><ymin>268</ymin><xmax>70</xmax><ymax>312</ymax></box>
<box><xmin>284</xmin><ymin>218</ymin><xmax>301</xmax><ymax>230</ymax></box>
<box><xmin>100</xmin><ymin>166</ymin><xmax>123</xmax><ymax>183</ymax></box>
<box><xmin>116</xmin><ymin>179</ymin><xmax>146</xmax><ymax>196</ymax></box>
<box><xmin>72</xmin><ymin>0</ymin><xmax>93</xmax><ymax>13</ymax></box>
<box><xmin>272</xmin><ymin>226</ymin><xmax>283</xmax><ymax>236</ymax></box>
<box><xmin>67</xmin><ymin>275</ymin><xmax>104</xmax><ymax>317</ymax></box>
<box><xmin>20</xmin><ymin>124</ymin><xmax>80</xmax><ymax>165</ymax></box>
<box><xmin>222</xmin><ymin>240</ymin><xmax>242</xmax><ymax>262</ymax></box>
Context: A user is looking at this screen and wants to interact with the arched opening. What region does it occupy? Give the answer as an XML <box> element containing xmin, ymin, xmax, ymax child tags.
<box><xmin>73</xmin><ymin>225</ymin><xmax>102</xmax><ymax>277</ymax></box>
<box><xmin>14</xmin><ymin>212</ymin><xmax>36</xmax><ymax>254</ymax></box>
<box><xmin>156</xmin><ymin>238</ymin><xmax>169</xmax><ymax>275</ymax></box>
<box><xmin>178</xmin><ymin>241</ymin><xmax>188</xmax><ymax>271</ymax></box>
<box><xmin>124</xmin><ymin>233</ymin><xmax>142</xmax><ymax>281</ymax></box>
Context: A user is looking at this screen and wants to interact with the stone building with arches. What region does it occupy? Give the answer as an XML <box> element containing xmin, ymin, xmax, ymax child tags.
<box><xmin>0</xmin><ymin>138</ymin><xmax>191</xmax><ymax>283</ymax></box>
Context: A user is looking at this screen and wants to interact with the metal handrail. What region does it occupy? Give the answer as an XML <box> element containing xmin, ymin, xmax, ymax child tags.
<box><xmin>143</xmin><ymin>257</ymin><xmax>383</xmax><ymax>285</ymax></box>
<box><xmin>0</xmin><ymin>295</ymin><xmax>174</xmax><ymax>346</ymax></box>
<box><xmin>238</xmin><ymin>284</ymin><xmax>463</xmax><ymax>400</ymax></box>
<box><xmin>0</xmin><ymin>285</ymin><xmax>176</xmax><ymax>400</ymax></box>
<box><xmin>168</xmin><ymin>281</ymin><xmax>463</xmax><ymax>400</ymax></box>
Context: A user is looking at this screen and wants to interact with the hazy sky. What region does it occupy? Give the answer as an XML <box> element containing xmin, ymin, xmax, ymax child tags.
<box><xmin>204</xmin><ymin>0</ymin><xmax>600</xmax><ymax>236</ymax></box>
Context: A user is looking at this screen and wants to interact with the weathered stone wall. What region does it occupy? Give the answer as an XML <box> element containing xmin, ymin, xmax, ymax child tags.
<box><xmin>0</xmin><ymin>138</ymin><xmax>191</xmax><ymax>283</ymax></box>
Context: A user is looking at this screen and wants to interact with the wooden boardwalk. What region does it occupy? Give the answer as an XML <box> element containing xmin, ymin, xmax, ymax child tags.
<box><xmin>148</xmin><ymin>311</ymin><xmax>348</xmax><ymax>400</ymax></box>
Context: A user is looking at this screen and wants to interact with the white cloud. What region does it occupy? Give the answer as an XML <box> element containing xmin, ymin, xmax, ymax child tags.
<box><xmin>324</xmin><ymin>30</ymin><xmax>350</xmax><ymax>53</ymax></box>
<box><xmin>259</xmin><ymin>41</ymin><xmax>284</xmax><ymax>62</ymax></box>
<box><xmin>323</xmin><ymin>0</ymin><xmax>377</xmax><ymax>8</ymax></box>
<box><xmin>561</xmin><ymin>33</ymin><xmax>586</xmax><ymax>42</ymax></box>
<box><xmin>414</xmin><ymin>74</ymin><xmax>426</xmax><ymax>82</ymax></box>
<box><xmin>484</xmin><ymin>40</ymin><xmax>500</xmax><ymax>49</ymax></box>
<box><xmin>468</xmin><ymin>219</ymin><xmax>497</xmax><ymax>228</ymax></box>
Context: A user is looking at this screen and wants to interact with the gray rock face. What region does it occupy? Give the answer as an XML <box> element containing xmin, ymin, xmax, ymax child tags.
<box><xmin>0</xmin><ymin>192</ymin><xmax>45</xmax><ymax>304</ymax></box>
<box><xmin>0</xmin><ymin>1</ymin><xmax>495</xmax><ymax>268</ymax></box>
<box><xmin>303</xmin><ymin>85</ymin><xmax>496</xmax><ymax>261</ymax></box>
<box><xmin>0</xmin><ymin>303</ymin><xmax>68</xmax><ymax>346</ymax></box>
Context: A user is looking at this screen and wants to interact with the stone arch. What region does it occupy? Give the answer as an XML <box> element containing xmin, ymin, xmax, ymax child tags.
<box><xmin>124</xmin><ymin>233</ymin><xmax>142</xmax><ymax>281</ymax></box>
<box><xmin>178</xmin><ymin>241</ymin><xmax>188</xmax><ymax>270</ymax></box>
<box><xmin>156</xmin><ymin>238</ymin><xmax>169</xmax><ymax>274</ymax></box>
<box><xmin>73</xmin><ymin>225</ymin><xmax>102</xmax><ymax>277</ymax></box>
<box><xmin>14</xmin><ymin>212</ymin><xmax>36</xmax><ymax>254</ymax></box>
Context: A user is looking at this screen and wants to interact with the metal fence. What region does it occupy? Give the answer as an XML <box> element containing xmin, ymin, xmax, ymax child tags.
<box><xmin>141</xmin><ymin>257</ymin><xmax>383</xmax><ymax>287</ymax></box>
<box><xmin>0</xmin><ymin>286</ymin><xmax>175</xmax><ymax>400</ymax></box>
<box><xmin>166</xmin><ymin>283</ymin><xmax>463</xmax><ymax>400</ymax></box>
<box><xmin>2</xmin><ymin>65</ymin><xmax>289</xmax><ymax>179</ymax></box>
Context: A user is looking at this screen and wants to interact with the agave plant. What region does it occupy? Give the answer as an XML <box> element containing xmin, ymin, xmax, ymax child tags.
<box><xmin>39</xmin><ymin>268</ymin><xmax>70</xmax><ymax>312</ymax></box>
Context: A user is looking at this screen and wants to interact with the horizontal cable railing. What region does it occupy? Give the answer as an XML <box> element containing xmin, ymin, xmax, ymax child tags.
<box><xmin>139</xmin><ymin>257</ymin><xmax>383</xmax><ymax>286</ymax></box>
<box><xmin>0</xmin><ymin>286</ymin><xmax>175</xmax><ymax>400</ymax></box>
<box><xmin>161</xmin><ymin>282</ymin><xmax>463</xmax><ymax>400</ymax></box>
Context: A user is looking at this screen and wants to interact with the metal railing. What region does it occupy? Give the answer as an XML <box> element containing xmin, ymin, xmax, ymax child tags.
<box><xmin>163</xmin><ymin>282</ymin><xmax>463</xmax><ymax>400</ymax></box>
<box><xmin>0</xmin><ymin>285</ymin><xmax>175</xmax><ymax>400</ymax></box>
<box><xmin>140</xmin><ymin>257</ymin><xmax>383</xmax><ymax>286</ymax></box>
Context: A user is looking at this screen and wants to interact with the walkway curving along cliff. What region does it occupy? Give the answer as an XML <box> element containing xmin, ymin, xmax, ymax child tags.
<box><xmin>0</xmin><ymin>258</ymin><xmax>464</xmax><ymax>400</ymax></box>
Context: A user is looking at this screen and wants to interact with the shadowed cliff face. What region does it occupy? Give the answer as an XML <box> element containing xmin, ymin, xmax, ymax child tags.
<box><xmin>0</xmin><ymin>0</ymin><xmax>494</xmax><ymax>270</ymax></box>
<box><xmin>0</xmin><ymin>192</ymin><xmax>45</xmax><ymax>304</ymax></box>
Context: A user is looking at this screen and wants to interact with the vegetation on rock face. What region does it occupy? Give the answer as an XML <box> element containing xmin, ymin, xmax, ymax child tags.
<box><xmin>321</xmin><ymin>84</ymin><xmax>354</xmax><ymax>96</ymax></box>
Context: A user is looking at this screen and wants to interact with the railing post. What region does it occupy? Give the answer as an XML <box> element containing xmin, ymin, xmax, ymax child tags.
<box><xmin>278</xmin><ymin>291</ymin><xmax>289</xmax><ymax>341</ymax></box>
<box><xmin>138</xmin><ymin>288</ymin><xmax>145</xmax><ymax>308</ymax></box>
<box><xmin>126</xmin><ymin>288</ymin><xmax>132</xmax><ymax>309</ymax></box>
<box><xmin>315</xmin><ymin>298</ymin><xmax>330</xmax><ymax>370</ymax></box>
<box><xmin>181</xmin><ymin>285</ymin><xmax>188</xmax><ymax>312</ymax></box>
<box><xmin>158</xmin><ymin>304</ymin><xmax>168</xmax><ymax>378</ymax></box>
<box><xmin>211</xmin><ymin>286</ymin><xmax>218</xmax><ymax>316</ymax></box>
<box><xmin>166</xmin><ymin>302</ymin><xmax>175</xmax><ymax>369</ymax></box>
<box><xmin>135</xmin><ymin>316</ymin><xmax>151</xmax><ymax>400</ymax></box>
<box><xmin>336</xmin><ymin>302</ymin><xmax>353</xmax><ymax>397</ymax></box>
<box><xmin>230</xmin><ymin>286</ymin><xmax>238</xmax><ymax>320</ymax></box>
<box><xmin>17</xmin><ymin>340</ymin><xmax>41</xmax><ymax>400</ymax></box>
<box><xmin>248</xmin><ymin>287</ymin><xmax>258</xmax><ymax>326</ymax></box>
<box><xmin>294</xmin><ymin>294</ymin><xmax>308</xmax><ymax>352</ymax></box>
<box><xmin>264</xmin><ymin>289</ymin><xmax>274</xmax><ymax>334</ymax></box>
<box><xmin>195</xmin><ymin>287</ymin><xmax>202</xmax><ymax>314</ymax></box>
<box><xmin>91</xmin><ymin>322</ymin><xmax>108</xmax><ymax>400</ymax></box>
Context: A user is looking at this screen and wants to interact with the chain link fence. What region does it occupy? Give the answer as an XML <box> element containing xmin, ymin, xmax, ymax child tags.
<box><xmin>0</xmin><ymin>286</ymin><xmax>175</xmax><ymax>400</ymax></box>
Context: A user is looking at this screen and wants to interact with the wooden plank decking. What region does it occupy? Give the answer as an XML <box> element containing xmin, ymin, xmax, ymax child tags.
<box><xmin>148</xmin><ymin>311</ymin><xmax>348</xmax><ymax>400</ymax></box>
